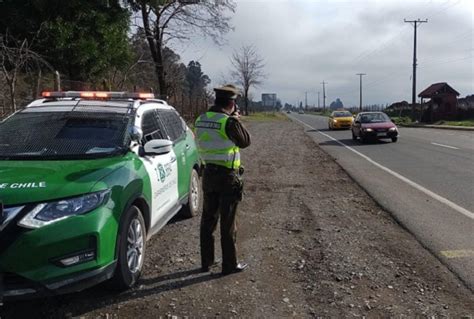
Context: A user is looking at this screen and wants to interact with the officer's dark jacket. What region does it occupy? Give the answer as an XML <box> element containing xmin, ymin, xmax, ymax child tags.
<box><xmin>207</xmin><ymin>106</ymin><xmax>251</xmax><ymax>149</ymax></box>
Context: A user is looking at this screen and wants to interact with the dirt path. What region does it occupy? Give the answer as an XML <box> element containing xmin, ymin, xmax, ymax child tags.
<box><xmin>1</xmin><ymin>116</ymin><xmax>473</xmax><ymax>318</ymax></box>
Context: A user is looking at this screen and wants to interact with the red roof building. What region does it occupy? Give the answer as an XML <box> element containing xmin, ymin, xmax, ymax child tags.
<box><xmin>418</xmin><ymin>82</ymin><xmax>460</xmax><ymax>122</ymax></box>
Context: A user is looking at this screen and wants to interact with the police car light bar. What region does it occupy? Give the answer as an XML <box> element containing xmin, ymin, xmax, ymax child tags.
<box><xmin>41</xmin><ymin>91</ymin><xmax>155</xmax><ymax>99</ymax></box>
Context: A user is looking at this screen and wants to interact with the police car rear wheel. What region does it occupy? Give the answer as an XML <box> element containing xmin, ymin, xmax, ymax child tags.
<box><xmin>111</xmin><ymin>205</ymin><xmax>146</xmax><ymax>290</ymax></box>
<box><xmin>181</xmin><ymin>169</ymin><xmax>201</xmax><ymax>218</ymax></box>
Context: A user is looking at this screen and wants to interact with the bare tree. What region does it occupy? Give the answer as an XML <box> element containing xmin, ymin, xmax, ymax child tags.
<box><xmin>230</xmin><ymin>44</ymin><xmax>266</xmax><ymax>115</ymax></box>
<box><xmin>0</xmin><ymin>33</ymin><xmax>52</xmax><ymax>114</ymax></box>
<box><xmin>127</xmin><ymin>0</ymin><xmax>235</xmax><ymax>99</ymax></box>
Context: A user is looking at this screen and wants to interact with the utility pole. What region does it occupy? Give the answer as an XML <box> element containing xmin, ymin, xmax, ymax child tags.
<box><xmin>356</xmin><ymin>73</ymin><xmax>366</xmax><ymax>111</ymax></box>
<box><xmin>404</xmin><ymin>18</ymin><xmax>428</xmax><ymax>120</ymax></box>
<box><xmin>305</xmin><ymin>91</ymin><xmax>308</xmax><ymax>110</ymax></box>
<box><xmin>317</xmin><ymin>91</ymin><xmax>320</xmax><ymax>109</ymax></box>
<box><xmin>321</xmin><ymin>81</ymin><xmax>327</xmax><ymax>112</ymax></box>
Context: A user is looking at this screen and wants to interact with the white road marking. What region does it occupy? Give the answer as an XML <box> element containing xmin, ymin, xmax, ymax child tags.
<box><xmin>431</xmin><ymin>142</ymin><xmax>459</xmax><ymax>150</ymax></box>
<box><xmin>440</xmin><ymin>249</ymin><xmax>474</xmax><ymax>259</ymax></box>
<box><xmin>293</xmin><ymin>117</ymin><xmax>474</xmax><ymax>221</ymax></box>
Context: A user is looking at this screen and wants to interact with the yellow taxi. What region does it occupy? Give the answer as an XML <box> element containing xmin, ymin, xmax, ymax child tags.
<box><xmin>328</xmin><ymin>110</ymin><xmax>354</xmax><ymax>130</ymax></box>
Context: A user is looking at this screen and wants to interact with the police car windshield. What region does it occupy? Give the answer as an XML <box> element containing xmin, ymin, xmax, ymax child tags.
<box><xmin>0</xmin><ymin>111</ymin><xmax>132</xmax><ymax>160</ymax></box>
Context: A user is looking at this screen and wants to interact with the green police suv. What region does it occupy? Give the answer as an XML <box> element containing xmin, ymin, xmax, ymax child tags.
<box><xmin>0</xmin><ymin>91</ymin><xmax>202</xmax><ymax>299</ymax></box>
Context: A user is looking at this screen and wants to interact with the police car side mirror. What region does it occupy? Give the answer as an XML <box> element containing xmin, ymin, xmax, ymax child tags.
<box><xmin>142</xmin><ymin>139</ymin><xmax>173</xmax><ymax>156</ymax></box>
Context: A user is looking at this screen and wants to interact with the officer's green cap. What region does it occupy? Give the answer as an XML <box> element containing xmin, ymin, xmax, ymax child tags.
<box><xmin>214</xmin><ymin>84</ymin><xmax>241</xmax><ymax>100</ymax></box>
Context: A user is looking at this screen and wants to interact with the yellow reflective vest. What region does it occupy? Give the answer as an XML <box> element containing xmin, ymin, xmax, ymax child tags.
<box><xmin>194</xmin><ymin>112</ymin><xmax>241</xmax><ymax>169</ymax></box>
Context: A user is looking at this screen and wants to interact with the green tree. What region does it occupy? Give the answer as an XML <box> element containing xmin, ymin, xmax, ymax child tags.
<box><xmin>0</xmin><ymin>0</ymin><xmax>132</xmax><ymax>85</ymax></box>
<box><xmin>126</xmin><ymin>32</ymin><xmax>187</xmax><ymax>97</ymax></box>
<box><xmin>126</xmin><ymin>0</ymin><xmax>235</xmax><ymax>98</ymax></box>
<box><xmin>185</xmin><ymin>60</ymin><xmax>210</xmax><ymax>113</ymax></box>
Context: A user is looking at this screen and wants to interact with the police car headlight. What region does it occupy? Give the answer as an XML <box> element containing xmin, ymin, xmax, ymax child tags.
<box><xmin>333</xmin><ymin>119</ymin><xmax>338</xmax><ymax>123</ymax></box>
<box><xmin>18</xmin><ymin>190</ymin><xmax>110</xmax><ymax>229</ymax></box>
<box><xmin>389</xmin><ymin>127</ymin><xmax>397</xmax><ymax>131</ymax></box>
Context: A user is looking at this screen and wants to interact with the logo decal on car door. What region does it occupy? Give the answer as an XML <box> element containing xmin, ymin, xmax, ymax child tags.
<box><xmin>156</xmin><ymin>164</ymin><xmax>167</xmax><ymax>183</ymax></box>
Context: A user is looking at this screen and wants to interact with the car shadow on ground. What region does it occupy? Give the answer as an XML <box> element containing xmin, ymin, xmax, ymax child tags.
<box><xmin>70</xmin><ymin>269</ymin><xmax>220</xmax><ymax>316</ymax></box>
<box><xmin>168</xmin><ymin>213</ymin><xmax>188</xmax><ymax>224</ymax></box>
<box><xmin>307</xmin><ymin>128</ymin><xmax>355</xmax><ymax>133</ymax></box>
<box><xmin>318</xmin><ymin>138</ymin><xmax>393</xmax><ymax>147</ymax></box>
<box><xmin>306</xmin><ymin>128</ymin><xmax>331</xmax><ymax>133</ymax></box>
<box><xmin>1</xmin><ymin>268</ymin><xmax>219</xmax><ymax>318</ymax></box>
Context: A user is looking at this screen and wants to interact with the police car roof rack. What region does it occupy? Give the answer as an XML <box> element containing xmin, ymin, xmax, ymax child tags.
<box><xmin>142</xmin><ymin>98</ymin><xmax>168</xmax><ymax>105</ymax></box>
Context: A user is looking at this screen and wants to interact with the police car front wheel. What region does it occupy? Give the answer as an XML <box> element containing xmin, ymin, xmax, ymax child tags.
<box><xmin>111</xmin><ymin>205</ymin><xmax>146</xmax><ymax>290</ymax></box>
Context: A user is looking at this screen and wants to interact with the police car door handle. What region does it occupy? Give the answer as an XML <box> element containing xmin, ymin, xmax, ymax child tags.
<box><xmin>170</xmin><ymin>156</ymin><xmax>177</xmax><ymax>163</ymax></box>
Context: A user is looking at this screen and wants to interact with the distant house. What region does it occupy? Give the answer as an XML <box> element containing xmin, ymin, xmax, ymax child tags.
<box><xmin>384</xmin><ymin>100</ymin><xmax>413</xmax><ymax>117</ymax></box>
<box><xmin>457</xmin><ymin>94</ymin><xmax>474</xmax><ymax>110</ymax></box>
<box><xmin>386</xmin><ymin>100</ymin><xmax>410</xmax><ymax>111</ymax></box>
<box><xmin>418</xmin><ymin>82</ymin><xmax>460</xmax><ymax>122</ymax></box>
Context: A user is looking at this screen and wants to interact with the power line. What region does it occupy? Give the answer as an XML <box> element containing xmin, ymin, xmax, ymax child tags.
<box><xmin>331</xmin><ymin>53</ymin><xmax>470</xmax><ymax>106</ymax></box>
<box><xmin>316</xmin><ymin>2</ymin><xmax>465</xmax><ymax>107</ymax></box>
<box><xmin>340</xmin><ymin>53</ymin><xmax>470</xmax><ymax>101</ymax></box>
<box><xmin>349</xmin><ymin>1</ymin><xmax>461</xmax><ymax>67</ymax></box>
<box><xmin>348</xmin><ymin>1</ymin><xmax>431</xmax><ymax>65</ymax></box>
<box><xmin>420</xmin><ymin>54</ymin><xmax>473</xmax><ymax>69</ymax></box>
<box><xmin>421</xmin><ymin>49</ymin><xmax>473</xmax><ymax>64</ymax></box>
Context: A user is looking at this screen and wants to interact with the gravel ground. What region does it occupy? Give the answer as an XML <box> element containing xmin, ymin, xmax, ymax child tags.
<box><xmin>1</xmin><ymin>115</ymin><xmax>473</xmax><ymax>318</ymax></box>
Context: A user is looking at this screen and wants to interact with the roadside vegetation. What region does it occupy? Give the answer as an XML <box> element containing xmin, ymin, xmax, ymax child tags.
<box><xmin>434</xmin><ymin>119</ymin><xmax>474</xmax><ymax>127</ymax></box>
<box><xmin>390</xmin><ymin>116</ymin><xmax>474</xmax><ymax>127</ymax></box>
<box><xmin>245</xmin><ymin>111</ymin><xmax>288</xmax><ymax>122</ymax></box>
<box><xmin>390</xmin><ymin>116</ymin><xmax>413</xmax><ymax>125</ymax></box>
<box><xmin>0</xmin><ymin>1</ymin><xmax>270</xmax><ymax>122</ymax></box>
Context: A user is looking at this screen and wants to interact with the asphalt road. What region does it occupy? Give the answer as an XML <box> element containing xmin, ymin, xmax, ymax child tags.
<box><xmin>288</xmin><ymin>113</ymin><xmax>474</xmax><ymax>291</ymax></box>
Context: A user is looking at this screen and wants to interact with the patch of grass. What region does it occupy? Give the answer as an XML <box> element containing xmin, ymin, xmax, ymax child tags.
<box><xmin>391</xmin><ymin>116</ymin><xmax>413</xmax><ymax>125</ymax></box>
<box><xmin>244</xmin><ymin>112</ymin><xmax>288</xmax><ymax>122</ymax></box>
<box><xmin>435</xmin><ymin>119</ymin><xmax>474</xmax><ymax>127</ymax></box>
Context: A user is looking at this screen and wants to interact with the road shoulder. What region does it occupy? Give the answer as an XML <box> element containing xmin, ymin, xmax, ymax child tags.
<box><xmin>1</xmin><ymin>117</ymin><xmax>472</xmax><ymax>318</ymax></box>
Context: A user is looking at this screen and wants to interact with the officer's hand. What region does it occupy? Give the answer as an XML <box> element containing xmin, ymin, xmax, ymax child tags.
<box><xmin>231</xmin><ymin>111</ymin><xmax>241</xmax><ymax>120</ymax></box>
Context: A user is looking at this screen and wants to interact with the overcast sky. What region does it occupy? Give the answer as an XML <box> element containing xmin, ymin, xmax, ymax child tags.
<box><xmin>177</xmin><ymin>0</ymin><xmax>473</xmax><ymax>107</ymax></box>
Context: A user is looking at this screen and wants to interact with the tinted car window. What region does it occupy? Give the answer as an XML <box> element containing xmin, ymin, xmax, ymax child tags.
<box><xmin>360</xmin><ymin>113</ymin><xmax>390</xmax><ymax>123</ymax></box>
<box><xmin>141</xmin><ymin>110</ymin><xmax>167</xmax><ymax>143</ymax></box>
<box><xmin>158</xmin><ymin>110</ymin><xmax>185</xmax><ymax>142</ymax></box>
<box><xmin>334</xmin><ymin>111</ymin><xmax>352</xmax><ymax>117</ymax></box>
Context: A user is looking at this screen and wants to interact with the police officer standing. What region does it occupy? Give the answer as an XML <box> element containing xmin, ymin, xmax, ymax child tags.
<box><xmin>194</xmin><ymin>84</ymin><xmax>251</xmax><ymax>275</ymax></box>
